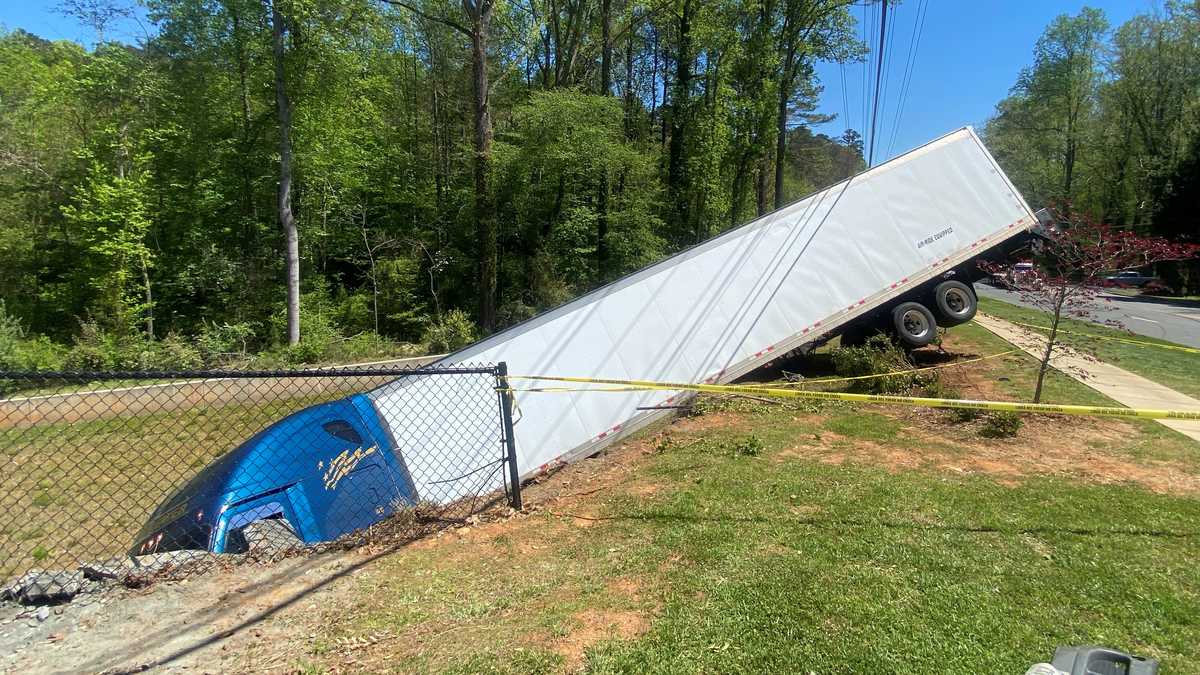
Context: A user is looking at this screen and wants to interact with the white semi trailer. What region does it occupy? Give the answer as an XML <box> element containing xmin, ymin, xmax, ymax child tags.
<box><xmin>371</xmin><ymin>126</ymin><xmax>1037</xmax><ymax>499</ymax></box>
<box><xmin>135</xmin><ymin>127</ymin><xmax>1038</xmax><ymax>554</ymax></box>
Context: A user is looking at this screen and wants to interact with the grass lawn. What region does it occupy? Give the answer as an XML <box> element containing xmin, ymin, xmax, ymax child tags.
<box><xmin>268</xmin><ymin>326</ymin><xmax>1200</xmax><ymax>674</ymax></box>
<box><xmin>977</xmin><ymin>296</ymin><xmax>1200</xmax><ymax>399</ymax></box>
<box><xmin>0</xmin><ymin>392</ymin><xmax>353</xmax><ymax>580</ymax></box>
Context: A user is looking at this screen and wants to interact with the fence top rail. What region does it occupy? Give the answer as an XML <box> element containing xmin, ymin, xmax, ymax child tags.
<box><xmin>0</xmin><ymin>365</ymin><xmax>499</xmax><ymax>381</ymax></box>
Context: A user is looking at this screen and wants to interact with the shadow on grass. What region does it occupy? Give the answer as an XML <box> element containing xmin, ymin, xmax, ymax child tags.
<box><xmin>547</xmin><ymin>509</ymin><xmax>1200</xmax><ymax>540</ymax></box>
<box><xmin>80</xmin><ymin>496</ymin><xmax>509</xmax><ymax>674</ymax></box>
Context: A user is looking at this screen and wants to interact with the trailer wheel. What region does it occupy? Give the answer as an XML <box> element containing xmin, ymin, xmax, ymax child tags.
<box><xmin>891</xmin><ymin>302</ymin><xmax>937</xmax><ymax>347</ymax></box>
<box><xmin>932</xmin><ymin>280</ymin><xmax>977</xmax><ymax>326</ymax></box>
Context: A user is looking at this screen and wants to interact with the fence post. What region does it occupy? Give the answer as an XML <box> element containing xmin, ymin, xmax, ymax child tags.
<box><xmin>496</xmin><ymin>362</ymin><xmax>522</xmax><ymax>510</ymax></box>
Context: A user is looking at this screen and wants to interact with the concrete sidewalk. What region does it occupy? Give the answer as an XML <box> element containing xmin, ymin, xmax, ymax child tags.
<box><xmin>973</xmin><ymin>314</ymin><xmax>1200</xmax><ymax>443</ymax></box>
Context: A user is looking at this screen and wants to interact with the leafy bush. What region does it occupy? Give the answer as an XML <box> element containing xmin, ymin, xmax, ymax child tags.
<box><xmin>422</xmin><ymin>310</ymin><xmax>477</xmax><ymax>354</ymax></box>
<box><xmin>63</xmin><ymin>321</ymin><xmax>129</xmax><ymax>370</ymax></box>
<box><xmin>830</xmin><ymin>333</ymin><xmax>935</xmax><ymax>394</ymax></box>
<box><xmin>62</xmin><ymin>322</ymin><xmax>206</xmax><ymax>371</ymax></box>
<box><xmin>269</xmin><ymin>286</ymin><xmax>343</xmax><ymax>351</ymax></box>
<box><xmin>979</xmin><ymin>411</ymin><xmax>1023</xmax><ymax>438</ymax></box>
<box><xmin>727</xmin><ymin>435</ymin><xmax>764</xmax><ymax>457</ymax></box>
<box><xmin>0</xmin><ymin>302</ymin><xmax>66</xmax><ymax>371</ymax></box>
<box><xmin>145</xmin><ymin>333</ymin><xmax>203</xmax><ymax>370</ymax></box>
<box><xmin>197</xmin><ymin>321</ymin><xmax>257</xmax><ymax>364</ymax></box>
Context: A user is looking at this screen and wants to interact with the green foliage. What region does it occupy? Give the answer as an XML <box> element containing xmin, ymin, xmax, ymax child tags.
<box><xmin>197</xmin><ymin>321</ymin><xmax>257</xmax><ymax>364</ymax></box>
<box><xmin>985</xmin><ymin>2</ymin><xmax>1200</xmax><ymax>283</ymax></box>
<box><xmin>62</xmin><ymin>322</ymin><xmax>202</xmax><ymax>371</ymax></box>
<box><xmin>830</xmin><ymin>334</ymin><xmax>935</xmax><ymax>394</ymax></box>
<box><xmin>0</xmin><ymin>302</ymin><xmax>67</xmax><ymax>371</ymax></box>
<box><xmin>0</xmin><ymin>2</ymin><xmax>866</xmax><ymax>359</ymax></box>
<box><xmin>726</xmin><ymin>435</ymin><xmax>763</xmax><ymax>457</ymax></box>
<box><xmin>422</xmin><ymin>310</ymin><xmax>477</xmax><ymax>354</ymax></box>
<box><xmin>980</xmin><ymin>411</ymin><xmax>1024</xmax><ymax>438</ymax></box>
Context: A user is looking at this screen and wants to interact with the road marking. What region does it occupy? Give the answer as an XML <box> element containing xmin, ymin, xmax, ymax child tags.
<box><xmin>1129</xmin><ymin>316</ymin><xmax>1160</xmax><ymax>324</ymax></box>
<box><xmin>1174</xmin><ymin>313</ymin><xmax>1200</xmax><ymax>323</ymax></box>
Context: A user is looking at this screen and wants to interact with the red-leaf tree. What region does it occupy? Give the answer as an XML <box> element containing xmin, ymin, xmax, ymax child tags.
<box><xmin>985</xmin><ymin>212</ymin><xmax>1199</xmax><ymax>402</ymax></box>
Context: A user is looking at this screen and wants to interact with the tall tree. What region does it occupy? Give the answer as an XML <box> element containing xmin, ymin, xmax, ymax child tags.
<box><xmin>271</xmin><ymin>0</ymin><xmax>300</xmax><ymax>346</ymax></box>
<box><xmin>773</xmin><ymin>0</ymin><xmax>855</xmax><ymax>209</ymax></box>
<box><xmin>384</xmin><ymin>0</ymin><xmax>499</xmax><ymax>332</ymax></box>
<box><xmin>986</xmin><ymin>8</ymin><xmax>1108</xmax><ymax>213</ymax></box>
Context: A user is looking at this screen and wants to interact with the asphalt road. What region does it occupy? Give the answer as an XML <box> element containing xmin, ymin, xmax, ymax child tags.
<box><xmin>976</xmin><ymin>284</ymin><xmax>1200</xmax><ymax>349</ymax></box>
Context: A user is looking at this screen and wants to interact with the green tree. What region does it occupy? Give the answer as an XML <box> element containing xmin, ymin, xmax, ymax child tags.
<box><xmin>985</xmin><ymin>8</ymin><xmax>1109</xmax><ymax>212</ymax></box>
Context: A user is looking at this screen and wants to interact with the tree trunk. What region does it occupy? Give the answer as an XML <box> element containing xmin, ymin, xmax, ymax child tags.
<box><xmin>360</xmin><ymin>212</ymin><xmax>379</xmax><ymax>334</ymax></box>
<box><xmin>623</xmin><ymin>12</ymin><xmax>635</xmax><ymax>139</ymax></box>
<box><xmin>666</xmin><ymin>0</ymin><xmax>693</xmax><ymax>238</ymax></box>
<box><xmin>1033</xmin><ymin>286</ymin><xmax>1066</xmax><ymax>403</ymax></box>
<box><xmin>600</xmin><ymin>0</ymin><xmax>612</xmax><ymax>95</ymax></box>
<box><xmin>595</xmin><ymin>0</ymin><xmax>612</xmax><ymax>281</ymax></box>
<box><xmin>756</xmin><ymin>158</ymin><xmax>769</xmax><ymax>216</ymax></box>
<box><xmin>141</xmin><ymin>256</ymin><xmax>154</xmax><ymax>339</ymax></box>
<box><xmin>467</xmin><ymin>1</ymin><xmax>497</xmax><ymax>332</ymax></box>
<box><xmin>272</xmin><ymin>0</ymin><xmax>300</xmax><ymax>346</ymax></box>
<box><xmin>773</xmin><ymin>71</ymin><xmax>791</xmax><ymax>209</ymax></box>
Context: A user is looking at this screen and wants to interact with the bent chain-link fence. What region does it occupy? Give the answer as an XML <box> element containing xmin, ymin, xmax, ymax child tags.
<box><xmin>0</xmin><ymin>364</ymin><xmax>520</xmax><ymax>603</ymax></box>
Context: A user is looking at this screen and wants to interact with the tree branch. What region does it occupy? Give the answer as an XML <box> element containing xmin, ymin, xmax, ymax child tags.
<box><xmin>381</xmin><ymin>0</ymin><xmax>473</xmax><ymax>38</ymax></box>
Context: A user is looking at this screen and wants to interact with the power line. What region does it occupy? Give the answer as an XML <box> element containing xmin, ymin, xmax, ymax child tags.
<box><xmin>860</xmin><ymin>0</ymin><xmax>872</xmax><ymax>141</ymax></box>
<box><xmin>867</xmin><ymin>0</ymin><xmax>889</xmax><ymax>167</ymax></box>
<box><xmin>876</xmin><ymin>0</ymin><xmax>900</xmax><ymax>138</ymax></box>
<box><xmin>887</xmin><ymin>0</ymin><xmax>928</xmax><ymax>158</ymax></box>
<box><xmin>839</xmin><ymin>60</ymin><xmax>851</xmax><ymax>134</ymax></box>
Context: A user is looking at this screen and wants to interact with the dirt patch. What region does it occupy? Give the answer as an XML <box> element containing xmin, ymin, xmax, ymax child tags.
<box><xmin>776</xmin><ymin>409</ymin><xmax>1200</xmax><ymax>494</ymax></box>
<box><xmin>554</xmin><ymin>609</ymin><xmax>650</xmax><ymax>671</ymax></box>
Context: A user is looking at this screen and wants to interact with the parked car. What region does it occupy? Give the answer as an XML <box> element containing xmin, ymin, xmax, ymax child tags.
<box><xmin>1103</xmin><ymin>269</ymin><xmax>1162</xmax><ymax>289</ymax></box>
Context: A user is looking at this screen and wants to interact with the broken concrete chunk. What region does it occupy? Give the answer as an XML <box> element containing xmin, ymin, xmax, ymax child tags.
<box><xmin>241</xmin><ymin>518</ymin><xmax>304</xmax><ymax>556</ymax></box>
<box><xmin>1</xmin><ymin>570</ymin><xmax>82</xmax><ymax>605</ymax></box>
<box><xmin>80</xmin><ymin>557</ymin><xmax>135</xmax><ymax>581</ymax></box>
<box><xmin>130</xmin><ymin>549</ymin><xmax>219</xmax><ymax>576</ymax></box>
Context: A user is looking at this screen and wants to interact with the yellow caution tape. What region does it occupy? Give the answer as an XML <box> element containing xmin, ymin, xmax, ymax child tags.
<box><xmin>508</xmin><ymin>374</ymin><xmax>1200</xmax><ymax>421</ymax></box>
<box><xmin>1010</xmin><ymin>321</ymin><xmax>1200</xmax><ymax>355</ymax></box>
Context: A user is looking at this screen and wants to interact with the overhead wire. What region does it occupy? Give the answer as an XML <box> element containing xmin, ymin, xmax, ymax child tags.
<box><xmin>860</xmin><ymin>0</ymin><xmax>873</xmax><ymax>140</ymax></box>
<box><xmin>866</xmin><ymin>0</ymin><xmax>890</xmax><ymax>166</ymax></box>
<box><xmin>876</xmin><ymin>0</ymin><xmax>901</xmax><ymax>140</ymax></box>
<box><xmin>839</xmin><ymin>61</ymin><xmax>851</xmax><ymax>135</ymax></box>
<box><xmin>887</xmin><ymin>0</ymin><xmax>928</xmax><ymax>157</ymax></box>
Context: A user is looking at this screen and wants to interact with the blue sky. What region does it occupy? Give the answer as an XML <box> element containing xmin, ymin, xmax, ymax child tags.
<box><xmin>1</xmin><ymin>0</ymin><xmax>1158</xmax><ymax>163</ymax></box>
<box><xmin>815</xmin><ymin>0</ymin><xmax>1154</xmax><ymax>163</ymax></box>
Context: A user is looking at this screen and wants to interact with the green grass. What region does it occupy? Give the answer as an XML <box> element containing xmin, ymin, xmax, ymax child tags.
<box><xmin>977</xmin><ymin>296</ymin><xmax>1200</xmax><ymax>399</ymax></box>
<box><xmin>0</xmin><ymin>392</ymin><xmax>352</xmax><ymax>581</ymax></box>
<box><xmin>289</xmin><ymin>389</ymin><xmax>1200</xmax><ymax>674</ymax></box>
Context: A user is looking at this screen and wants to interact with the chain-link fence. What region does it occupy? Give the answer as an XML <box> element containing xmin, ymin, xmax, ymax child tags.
<box><xmin>0</xmin><ymin>364</ymin><xmax>520</xmax><ymax>603</ymax></box>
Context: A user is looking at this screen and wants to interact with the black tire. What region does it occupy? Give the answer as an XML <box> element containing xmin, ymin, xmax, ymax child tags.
<box><xmin>890</xmin><ymin>302</ymin><xmax>937</xmax><ymax>347</ymax></box>
<box><xmin>932</xmin><ymin>280</ymin><xmax>977</xmax><ymax>326</ymax></box>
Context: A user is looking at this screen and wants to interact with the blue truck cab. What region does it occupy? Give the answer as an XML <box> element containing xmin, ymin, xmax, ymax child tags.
<box><xmin>132</xmin><ymin>394</ymin><xmax>415</xmax><ymax>555</ymax></box>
